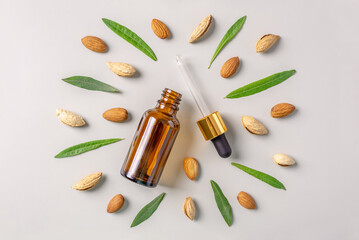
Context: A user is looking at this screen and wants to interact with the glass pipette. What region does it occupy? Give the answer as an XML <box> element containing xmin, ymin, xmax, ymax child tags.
<box><xmin>176</xmin><ymin>55</ymin><xmax>232</xmax><ymax>158</ymax></box>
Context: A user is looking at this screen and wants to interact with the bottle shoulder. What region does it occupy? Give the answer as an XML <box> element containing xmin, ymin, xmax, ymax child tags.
<box><xmin>143</xmin><ymin>108</ymin><xmax>180</xmax><ymax>126</ymax></box>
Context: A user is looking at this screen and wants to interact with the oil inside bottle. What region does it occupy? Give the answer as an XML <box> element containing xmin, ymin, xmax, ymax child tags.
<box><xmin>120</xmin><ymin>88</ymin><xmax>182</xmax><ymax>187</ymax></box>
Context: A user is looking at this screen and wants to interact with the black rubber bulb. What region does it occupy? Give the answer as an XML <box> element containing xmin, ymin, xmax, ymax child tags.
<box><xmin>210</xmin><ymin>133</ymin><xmax>232</xmax><ymax>158</ymax></box>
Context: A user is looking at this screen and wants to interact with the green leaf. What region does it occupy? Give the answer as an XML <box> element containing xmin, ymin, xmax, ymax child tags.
<box><xmin>225</xmin><ymin>70</ymin><xmax>296</xmax><ymax>99</ymax></box>
<box><xmin>102</xmin><ymin>18</ymin><xmax>157</xmax><ymax>61</ymax></box>
<box><xmin>55</xmin><ymin>138</ymin><xmax>124</xmax><ymax>158</ymax></box>
<box><xmin>231</xmin><ymin>163</ymin><xmax>286</xmax><ymax>190</ymax></box>
<box><xmin>62</xmin><ymin>76</ymin><xmax>119</xmax><ymax>93</ymax></box>
<box><xmin>210</xmin><ymin>180</ymin><xmax>232</xmax><ymax>226</ymax></box>
<box><xmin>131</xmin><ymin>192</ymin><xmax>166</xmax><ymax>227</ymax></box>
<box><xmin>208</xmin><ymin>16</ymin><xmax>246</xmax><ymax>68</ymax></box>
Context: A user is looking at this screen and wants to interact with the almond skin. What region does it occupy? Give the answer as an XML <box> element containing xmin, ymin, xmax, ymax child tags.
<box><xmin>237</xmin><ymin>191</ymin><xmax>256</xmax><ymax>209</ymax></box>
<box><xmin>273</xmin><ymin>153</ymin><xmax>296</xmax><ymax>167</ymax></box>
<box><xmin>271</xmin><ymin>103</ymin><xmax>295</xmax><ymax>118</ymax></box>
<box><xmin>241</xmin><ymin>116</ymin><xmax>268</xmax><ymax>135</ymax></box>
<box><xmin>107</xmin><ymin>194</ymin><xmax>125</xmax><ymax>213</ymax></box>
<box><xmin>189</xmin><ymin>15</ymin><xmax>212</xmax><ymax>43</ymax></box>
<box><xmin>255</xmin><ymin>34</ymin><xmax>280</xmax><ymax>53</ymax></box>
<box><xmin>103</xmin><ymin>108</ymin><xmax>128</xmax><ymax>122</ymax></box>
<box><xmin>183</xmin><ymin>197</ymin><xmax>196</xmax><ymax>220</ymax></box>
<box><xmin>106</xmin><ymin>62</ymin><xmax>136</xmax><ymax>77</ymax></box>
<box><xmin>220</xmin><ymin>57</ymin><xmax>240</xmax><ymax>78</ymax></box>
<box><xmin>81</xmin><ymin>36</ymin><xmax>107</xmax><ymax>53</ymax></box>
<box><xmin>151</xmin><ymin>19</ymin><xmax>170</xmax><ymax>39</ymax></box>
<box><xmin>183</xmin><ymin>157</ymin><xmax>198</xmax><ymax>181</ymax></box>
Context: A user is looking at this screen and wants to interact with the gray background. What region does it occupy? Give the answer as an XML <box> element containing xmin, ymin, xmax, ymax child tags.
<box><xmin>1</xmin><ymin>0</ymin><xmax>358</xmax><ymax>239</ymax></box>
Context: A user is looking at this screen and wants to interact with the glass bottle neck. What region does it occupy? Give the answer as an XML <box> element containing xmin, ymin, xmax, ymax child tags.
<box><xmin>155</xmin><ymin>88</ymin><xmax>182</xmax><ymax>116</ymax></box>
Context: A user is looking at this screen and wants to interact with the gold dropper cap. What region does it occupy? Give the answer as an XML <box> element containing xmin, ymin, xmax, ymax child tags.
<box><xmin>196</xmin><ymin>111</ymin><xmax>227</xmax><ymax>141</ymax></box>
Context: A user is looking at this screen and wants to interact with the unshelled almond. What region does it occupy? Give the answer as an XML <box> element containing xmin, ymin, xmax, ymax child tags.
<box><xmin>72</xmin><ymin>172</ymin><xmax>102</xmax><ymax>191</ymax></box>
<box><xmin>241</xmin><ymin>116</ymin><xmax>268</xmax><ymax>135</ymax></box>
<box><xmin>107</xmin><ymin>194</ymin><xmax>125</xmax><ymax>213</ymax></box>
<box><xmin>103</xmin><ymin>108</ymin><xmax>128</xmax><ymax>122</ymax></box>
<box><xmin>271</xmin><ymin>103</ymin><xmax>295</xmax><ymax>118</ymax></box>
<box><xmin>81</xmin><ymin>36</ymin><xmax>107</xmax><ymax>53</ymax></box>
<box><xmin>273</xmin><ymin>153</ymin><xmax>296</xmax><ymax>167</ymax></box>
<box><xmin>183</xmin><ymin>157</ymin><xmax>198</xmax><ymax>181</ymax></box>
<box><xmin>183</xmin><ymin>197</ymin><xmax>196</xmax><ymax>220</ymax></box>
<box><xmin>106</xmin><ymin>62</ymin><xmax>136</xmax><ymax>77</ymax></box>
<box><xmin>56</xmin><ymin>109</ymin><xmax>86</xmax><ymax>127</ymax></box>
<box><xmin>220</xmin><ymin>57</ymin><xmax>240</xmax><ymax>78</ymax></box>
<box><xmin>255</xmin><ymin>34</ymin><xmax>280</xmax><ymax>53</ymax></box>
<box><xmin>151</xmin><ymin>19</ymin><xmax>170</xmax><ymax>39</ymax></box>
<box><xmin>189</xmin><ymin>15</ymin><xmax>212</xmax><ymax>43</ymax></box>
<box><xmin>237</xmin><ymin>191</ymin><xmax>256</xmax><ymax>209</ymax></box>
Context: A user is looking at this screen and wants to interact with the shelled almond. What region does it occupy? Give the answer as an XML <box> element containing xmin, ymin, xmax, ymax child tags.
<box><xmin>237</xmin><ymin>191</ymin><xmax>256</xmax><ymax>209</ymax></box>
<box><xmin>271</xmin><ymin>103</ymin><xmax>295</xmax><ymax>118</ymax></box>
<box><xmin>220</xmin><ymin>57</ymin><xmax>239</xmax><ymax>78</ymax></box>
<box><xmin>107</xmin><ymin>194</ymin><xmax>125</xmax><ymax>213</ymax></box>
<box><xmin>103</xmin><ymin>108</ymin><xmax>128</xmax><ymax>122</ymax></box>
<box><xmin>81</xmin><ymin>36</ymin><xmax>107</xmax><ymax>53</ymax></box>
<box><xmin>151</xmin><ymin>19</ymin><xmax>170</xmax><ymax>39</ymax></box>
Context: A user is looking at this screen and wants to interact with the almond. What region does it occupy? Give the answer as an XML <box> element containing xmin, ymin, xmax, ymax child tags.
<box><xmin>273</xmin><ymin>153</ymin><xmax>296</xmax><ymax>167</ymax></box>
<box><xmin>103</xmin><ymin>108</ymin><xmax>128</xmax><ymax>122</ymax></box>
<box><xmin>271</xmin><ymin>103</ymin><xmax>295</xmax><ymax>118</ymax></box>
<box><xmin>106</xmin><ymin>62</ymin><xmax>136</xmax><ymax>77</ymax></box>
<box><xmin>183</xmin><ymin>197</ymin><xmax>196</xmax><ymax>220</ymax></box>
<box><xmin>151</xmin><ymin>19</ymin><xmax>170</xmax><ymax>39</ymax></box>
<box><xmin>241</xmin><ymin>116</ymin><xmax>268</xmax><ymax>135</ymax></box>
<box><xmin>56</xmin><ymin>109</ymin><xmax>86</xmax><ymax>127</ymax></box>
<box><xmin>220</xmin><ymin>57</ymin><xmax>240</xmax><ymax>78</ymax></box>
<box><xmin>189</xmin><ymin>15</ymin><xmax>213</xmax><ymax>43</ymax></box>
<box><xmin>81</xmin><ymin>36</ymin><xmax>107</xmax><ymax>53</ymax></box>
<box><xmin>107</xmin><ymin>194</ymin><xmax>125</xmax><ymax>213</ymax></box>
<box><xmin>72</xmin><ymin>172</ymin><xmax>102</xmax><ymax>191</ymax></box>
<box><xmin>255</xmin><ymin>34</ymin><xmax>280</xmax><ymax>53</ymax></box>
<box><xmin>237</xmin><ymin>191</ymin><xmax>256</xmax><ymax>209</ymax></box>
<box><xmin>183</xmin><ymin>157</ymin><xmax>198</xmax><ymax>181</ymax></box>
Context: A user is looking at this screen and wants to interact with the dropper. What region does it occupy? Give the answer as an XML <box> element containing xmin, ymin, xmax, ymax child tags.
<box><xmin>176</xmin><ymin>55</ymin><xmax>232</xmax><ymax>158</ymax></box>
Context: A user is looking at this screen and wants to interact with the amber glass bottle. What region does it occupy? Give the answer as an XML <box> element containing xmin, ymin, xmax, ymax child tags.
<box><xmin>121</xmin><ymin>88</ymin><xmax>182</xmax><ymax>187</ymax></box>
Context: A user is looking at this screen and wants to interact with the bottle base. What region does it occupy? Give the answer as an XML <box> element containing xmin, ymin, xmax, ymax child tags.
<box><xmin>120</xmin><ymin>170</ymin><xmax>157</xmax><ymax>188</ymax></box>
